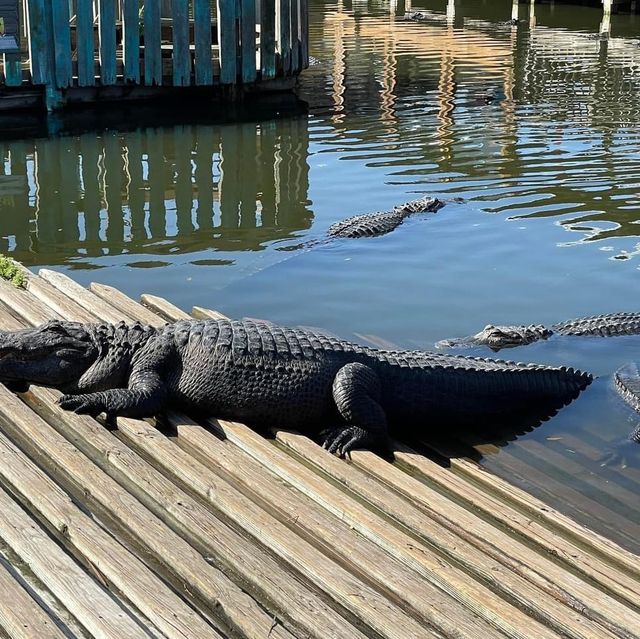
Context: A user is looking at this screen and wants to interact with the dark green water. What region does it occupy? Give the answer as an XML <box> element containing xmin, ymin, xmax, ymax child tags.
<box><xmin>2</xmin><ymin>0</ymin><xmax>640</xmax><ymax>549</ymax></box>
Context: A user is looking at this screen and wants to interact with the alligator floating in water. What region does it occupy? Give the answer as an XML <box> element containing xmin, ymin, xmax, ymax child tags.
<box><xmin>0</xmin><ymin>318</ymin><xmax>592</xmax><ymax>456</ymax></box>
<box><xmin>437</xmin><ymin>312</ymin><xmax>640</xmax><ymax>351</ymax></box>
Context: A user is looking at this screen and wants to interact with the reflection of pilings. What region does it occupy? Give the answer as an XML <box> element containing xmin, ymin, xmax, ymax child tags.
<box><xmin>380</xmin><ymin>30</ymin><xmax>398</xmax><ymax>129</ymax></box>
<box><xmin>0</xmin><ymin>119</ymin><xmax>312</xmax><ymax>262</ymax></box>
<box><xmin>437</xmin><ymin>41</ymin><xmax>456</xmax><ymax>164</ymax></box>
<box><xmin>511</xmin><ymin>0</ymin><xmax>519</xmax><ymax>23</ymax></box>
<box><xmin>331</xmin><ymin>11</ymin><xmax>347</xmax><ymax>124</ymax></box>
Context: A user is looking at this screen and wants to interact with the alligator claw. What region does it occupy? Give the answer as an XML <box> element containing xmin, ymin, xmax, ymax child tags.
<box><xmin>321</xmin><ymin>426</ymin><xmax>371</xmax><ymax>458</ymax></box>
<box><xmin>58</xmin><ymin>394</ymin><xmax>104</xmax><ymax>417</ymax></box>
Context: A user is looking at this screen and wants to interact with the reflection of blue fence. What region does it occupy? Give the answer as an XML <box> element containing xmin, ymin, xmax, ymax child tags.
<box><xmin>0</xmin><ymin>0</ymin><xmax>308</xmax><ymax>109</ymax></box>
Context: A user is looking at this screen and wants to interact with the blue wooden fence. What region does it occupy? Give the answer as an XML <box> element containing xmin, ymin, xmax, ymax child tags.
<box><xmin>0</xmin><ymin>0</ymin><xmax>309</xmax><ymax>109</ymax></box>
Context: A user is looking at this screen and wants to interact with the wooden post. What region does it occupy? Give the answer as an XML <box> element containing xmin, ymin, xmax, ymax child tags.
<box><xmin>600</xmin><ymin>0</ymin><xmax>612</xmax><ymax>38</ymax></box>
<box><xmin>511</xmin><ymin>0</ymin><xmax>519</xmax><ymax>23</ymax></box>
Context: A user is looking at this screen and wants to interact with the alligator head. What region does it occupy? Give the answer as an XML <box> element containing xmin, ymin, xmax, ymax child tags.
<box><xmin>0</xmin><ymin>320</ymin><xmax>99</xmax><ymax>393</ymax></box>
<box><xmin>436</xmin><ymin>324</ymin><xmax>553</xmax><ymax>351</ymax></box>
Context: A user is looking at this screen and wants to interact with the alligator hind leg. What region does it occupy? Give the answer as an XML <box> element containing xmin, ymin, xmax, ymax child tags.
<box><xmin>322</xmin><ymin>362</ymin><xmax>389</xmax><ymax>457</ymax></box>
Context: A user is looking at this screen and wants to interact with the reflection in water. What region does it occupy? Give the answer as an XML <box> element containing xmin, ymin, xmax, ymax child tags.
<box><xmin>0</xmin><ymin>119</ymin><xmax>312</xmax><ymax>266</ymax></box>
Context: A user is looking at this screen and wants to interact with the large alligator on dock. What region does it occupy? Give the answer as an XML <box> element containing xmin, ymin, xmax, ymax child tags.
<box><xmin>0</xmin><ymin>318</ymin><xmax>592</xmax><ymax>456</ymax></box>
<box><xmin>437</xmin><ymin>312</ymin><xmax>640</xmax><ymax>351</ymax></box>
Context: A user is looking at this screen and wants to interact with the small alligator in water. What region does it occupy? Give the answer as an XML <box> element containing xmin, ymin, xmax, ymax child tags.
<box><xmin>437</xmin><ymin>312</ymin><xmax>640</xmax><ymax>351</ymax></box>
<box><xmin>0</xmin><ymin>318</ymin><xmax>592</xmax><ymax>456</ymax></box>
<box><xmin>276</xmin><ymin>196</ymin><xmax>446</xmax><ymax>253</ymax></box>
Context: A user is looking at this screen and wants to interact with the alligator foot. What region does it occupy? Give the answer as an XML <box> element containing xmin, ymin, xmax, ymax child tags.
<box><xmin>58</xmin><ymin>393</ymin><xmax>105</xmax><ymax>418</ymax></box>
<box><xmin>320</xmin><ymin>426</ymin><xmax>376</xmax><ymax>458</ymax></box>
<box><xmin>599</xmin><ymin>438</ymin><xmax>640</xmax><ymax>470</ymax></box>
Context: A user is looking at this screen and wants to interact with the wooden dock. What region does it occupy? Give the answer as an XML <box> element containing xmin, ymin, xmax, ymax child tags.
<box><xmin>0</xmin><ymin>0</ymin><xmax>308</xmax><ymax>112</ymax></box>
<box><xmin>0</xmin><ymin>266</ymin><xmax>639</xmax><ymax>638</ymax></box>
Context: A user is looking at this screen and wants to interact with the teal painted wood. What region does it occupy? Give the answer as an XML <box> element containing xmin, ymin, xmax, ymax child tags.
<box><xmin>218</xmin><ymin>0</ymin><xmax>238</xmax><ymax>84</ymax></box>
<box><xmin>279</xmin><ymin>0</ymin><xmax>291</xmax><ymax>74</ymax></box>
<box><xmin>144</xmin><ymin>0</ymin><xmax>162</xmax><ymax>85</ymax></box>
<box><xmin>99</xmin><ymin>0</ymin><xmax>117</xmax><ymax>84</ymax></box>
<box><xmin>300</xmin><ymin>0</ymin><xmax>308</xmax><ymax>68</ymax></box>
<box><xmin>122</xmin><ymin>0</ymin><xmax>141</xmax><ymax>83</ymax></box>
<box><xmin>26</xmin><ymin>0</ymin><xmax>50</xmax><ymax>85</ymax></box>
<box><xmin>76</xmin><ymin>0</ymin><xmax>96</xmax><ymax>86</ymax></box>
<box><xmin>2</xmin><ymin>52</ymin><xmax>22</xmax><ymax>86</ymax></box>
<box><xmin>290</xmin><ymin>0</ymin><xmax>300</xmax><ymax>73</ymax></box>
<box><xmin>171</xmin><ymin>0</ymin><xmax>190</xmax><ymax>86</ymax></box>
<box><xmin>194</xmin><ymin>0</ymin><xmax>214</xmax><ymax>85</ymax></box>
<box><xmin>260</xmin><ymin>0</ymin><xmax>276</xmax><ymax>79</ymax></box>
<box><xmin>241</xmin><ymin>0</ymin><xmax>257</xmax><ymax>83</ymax></box>
<box><xmin>43</xmin><ymin>0</ymin><xmax>64</xmax><ymax>108</ymax></box>
<box><xmin>51</xmin><ymin>0</ymin><xmax>73</xmax><ymax>88</ymax></box>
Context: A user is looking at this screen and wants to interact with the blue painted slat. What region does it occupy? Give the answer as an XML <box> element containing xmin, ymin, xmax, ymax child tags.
<box><xmin>218</xmin><ymin>0</ymin><xmax>238</xmax><ymax>84</ymax></box>
<box><xmin>300</xmin><ymin>0</ymin><xmax>308</xmax><ymax>68</ymax></box>
<box><xmin>51</xmin><ymin>0</ymin><xmax>73</xmax><ymax>87</ymax></box>
<box><xmin>171</xmin><ymin>0</ymin><xmax>190</xmax><ymax>86</ymax></box>
<box><xmin>260</xmin><ymin>0</ymin><xmax>276</xmax><ymax>79</ymax></box>
<box><xmin>193</xmin><ymin>0</ymin><xmax>213</xmax><ymax>85</ymax></box>
<box><xmin>241</xmin><ymin>0</ymin><xmax>256</xmax><ymax>82</ymax></box>
<box><xmin>2</xmin><ymin>52</ymin><xmax>22</xmax><ymax>87</ymax></box>
<box><xmin>99</xmin><ymin>0</ymin><xmax>117</xmax><ymax>84</ymax></box>
<box><xmin>26</xmin><ymin>0</ymin><xmax>50</xmax><ymax>85</ymax></box>
<box><xmin>122</xmin><ymin>0</ymin><xmax>140</xmax><ymax>83</ymax></box>
<box><xmin>144</xmin><ymin>0</ymin><xmax>162</xmax><ymax>85</ymax></box>
<box><xmin>76</xmin><ymin>0</ymin><xmax>95</xmax><ymax>86</ymax></box>
<box><xmin>290</xmin><ymin>0</ymin><xmax>300</xmax><ymax>73</ymax></box>
<box><xmin>279</xmin><ymin>0</ymin><xmax>291</xmax><ymax>75</ymax></box>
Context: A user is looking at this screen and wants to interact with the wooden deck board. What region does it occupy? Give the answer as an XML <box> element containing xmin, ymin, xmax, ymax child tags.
<box><xmin>0</xmin><ymin>266</ymin><xmax>638</xmax><ymax>638</ymax></box>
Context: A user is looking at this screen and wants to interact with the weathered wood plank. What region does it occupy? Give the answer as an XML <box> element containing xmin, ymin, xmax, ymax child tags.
<box><xmin>0</xmin><ymin>559</ymin><xmax>68</xmax><ymax>639</ymax></box>
<box><xmin>222</xmin><ymin>420</ymin><xmax>602</xmax><ymax>639</ymax></box>
<box><xmin>335</xmin><ymin>446</ymin><xmax>640</xmax><ymax>639</ymax></box>
<box><xmin>172</xmin><ymin>415</ymin><xmax>506</xmax><ymax>639</ymax></box>
<box><xmin>122</xmin><ymin>0</ymin><xmax>141</xmax><ymax>83</ymax></box>
<box><xmin>26</xmin><ymin>0</ymin><xmax>51</xmax><ymax>85</ymax></box>
<box><xmin>115</xmin><ymin>417</ymin><xmax>443</xmax><ymax>639</ymax></box>
<box><xmin>51</xmin><ymin>0</ymin><xmax>72</xmax><ymax>88</ymax></box>
<box><xmin>0</xmin><ymin>277</ymin><xmax>62</xmax><ymax>325</ymax></box>
<box><xmin>218</xmin><ymin>0</ymin><xmax>238</xmax><ymax>84</ymax></box>
<box><xmin>193</xmin><ymin>0</ymin><xmax>214</xmax><ymax>85</ymax></box>
<box><xmin>0</xmin><ymin>382</ymin><xmax>297</xmax><ymax>639</ymax></box>
<box><xmin>391</xmin><ymin>443</ymin><xmax>640</xmax><ymax>609</ymax></box>
<box><xmin>0</xmin><ymin>435</ymin><xmax>182</xmax><ymax>639</ymax></box>
<box><xmin>38</xmin><ymin>269</ymin><xmax>130</xmax><ymax>323</ymax></box>
<box><xmin>141</xmin><ymin>293</ymin><xmax>191</xmax><ymax>320</ymax></box>
<box><xmin>260</xmin><ymin>0</ymin><xmax>277</xmax><ymax>78</ymax></box>
<box><xmin>171</xmin><ymin>0</ymin><xmax>191</xmax><ymax>86</ymax></box>
<box><xmin>99</xmin><ymin>0</ymin><xmax>117</xmax><ymax>85</ymax></box>
<box><xmin>76</xmin><ymin>0</ymin><xmax>96</xmax><ymax>86</ymax></box>
<box><xmin>144</xmin><ymin>0</ymin><xmax>163</xmax><ymax>85</ymax></box>
<box><xmin>90</xmin><ymin>282</ymin><xmax>167</xmax><ymax>326</ymax></box>
<box><xmin>192</xmin><ymin>305</ymin><xmax>227</xmax><ymax>320</ymax></box>
<box><xmin>241</xmin><ymin>0</ymin><xmax>257</xmax><ymax>82</ymax></box>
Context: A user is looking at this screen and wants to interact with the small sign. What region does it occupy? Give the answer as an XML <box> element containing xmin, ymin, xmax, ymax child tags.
<box><xmin>0</xmin><ymin>1</ymin><xmax>19</xmax><ymax>54</ymax></box>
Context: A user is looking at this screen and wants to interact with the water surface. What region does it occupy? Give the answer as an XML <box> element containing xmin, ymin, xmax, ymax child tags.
<box><xmin>2</xmin><ymin>0</ymin><xmax>640</xmax><ymax>550</ymax></box>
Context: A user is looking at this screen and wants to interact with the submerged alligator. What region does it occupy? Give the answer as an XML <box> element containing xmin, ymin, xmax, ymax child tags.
<box><xmin>0</xmin><ymin>318</ymin><xmax>593</xmax><ymax>456</ymax></box>
<box><xmin>276</xmin><ymin>196</ymin><xmax>446</xmax><ymax>254</ymax></box>
<box><xmin>437</xmin><ymin>312</ymin><xmax>640</xmax><ymax>351</ymax></box>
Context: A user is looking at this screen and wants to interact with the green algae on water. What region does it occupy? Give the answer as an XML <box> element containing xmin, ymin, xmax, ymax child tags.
<box><xmin>0</xmin><ymin>255</ymin><xmax>25</xmax><ymax>288</ymax></box>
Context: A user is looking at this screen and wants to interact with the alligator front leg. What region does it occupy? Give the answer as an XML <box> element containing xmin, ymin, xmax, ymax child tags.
<box><xmin>58</xmin><ymin>370</ymin><xmax>168</xmax><ymax>422</ymax></box>
<box><xmin>322</xmin><ymin>362</ymin><xmax>389</xmax><ymax>457</ymax></box>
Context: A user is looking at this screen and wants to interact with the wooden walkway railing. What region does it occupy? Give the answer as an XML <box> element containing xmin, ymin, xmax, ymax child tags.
<box><xmin>0</xmin><ymin>265</ymin><xmax>639</xmax><ymax>638</ymax></box>
<box><xmin>0</xmin><ymin>0</ymin><xmax>308</xmax><ymax>110</ymax></box>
